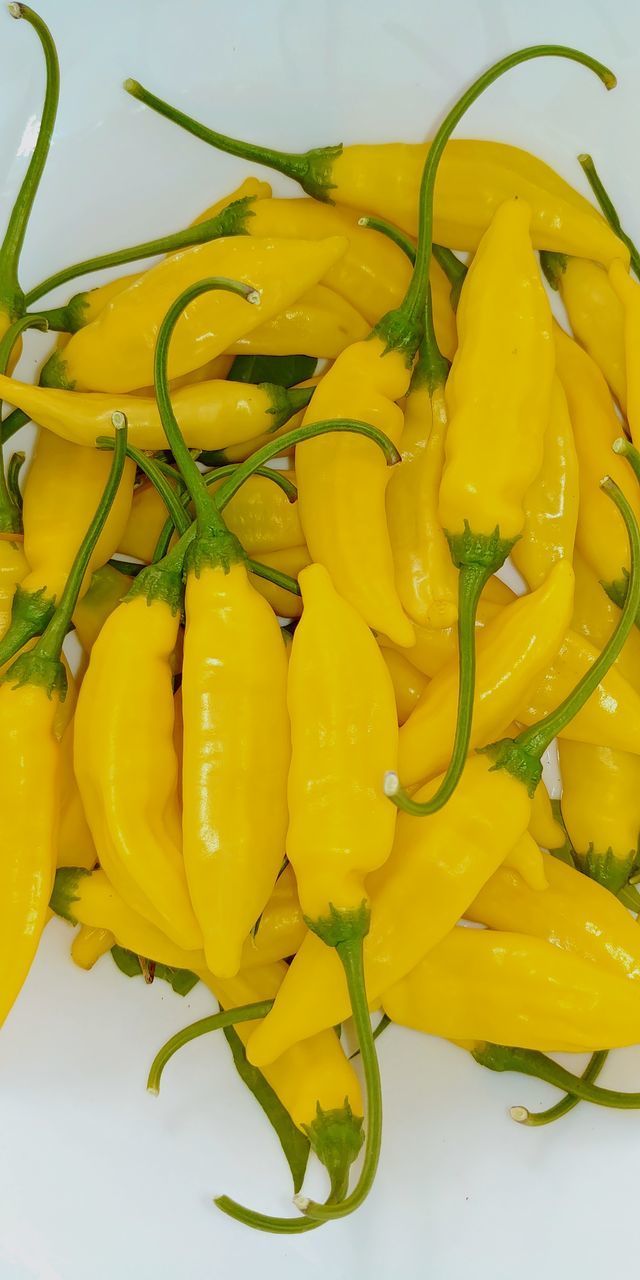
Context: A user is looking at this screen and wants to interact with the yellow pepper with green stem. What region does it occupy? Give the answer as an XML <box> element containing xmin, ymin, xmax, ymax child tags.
<box><xmin>541</xmin><ymin>252</ymin><xmax>626</xmax><ymax>411</ymax></box>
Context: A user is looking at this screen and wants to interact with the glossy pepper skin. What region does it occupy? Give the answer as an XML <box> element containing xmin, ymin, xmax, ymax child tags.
<box><xmin>378</xmin><ymin>579</ymin><xmax>514</xmax><ymax>678</ymax></box>
<box><xmin>511</xmin><ymin>377</ymin><xmax>578</xmax><ymax>589</ymax></box>
<box><xmin>382</xmin><ymin>926</ymin><xmax>640</xmax><ymax>1053</ymax></box>
<box><xmin>0</xmin><ymin>373</ymin><xmax>312</xmax><ymax>453</ymax></box>
<box><xmin>75</xmin><ymin>580</ymin><xmax>202</xmax><ymax>951</ymax></box>
<box><xmin>248</xmin><ymin>751</ymin><xmax>531</xmax><ymax>1066</ymax></box>
<box><xmin>529</xmin><ymin>780</ymin><xmax>565</xmax><ymax>851</ymax></box>
<box><xmin>0</xmin><ymin>536</ymin><xmax>27</xmax><ymax>639</ymax></box>
<box><xmin>57</xmin><ymin>721</ymin><xmax>96</xmax><ymax>871</ymax></box>
<box><xmin>439</xmin><ymin>198</ymin><xmax>554</xmax><ymax>545</ymax></box>
<box><xmin>571</xmin><ymin>552</ymin><xmax>640</xmax><ymax>693</ymax></box>
<box><xmin>380</xmin><ymin>646</ymin><xmax>428</xmax><ymax>725</ymax></box>
<box><xmin>39</xmin><ymin>235</ymin><xmax>348</xmax><ymax>393</ymax></box>
<box><xmin>398</xmin><ymin>559</ymin><xmax>574</xmax><ymax>787</ymax></box>
<box><xmin>239</xmin><ymin>866</ymin><xmax>306</xmax><ymax>969</ymax></box>
<box><xmin>70</xmin><ymin>926</ymin><xmax>114</xmax><ymax>970</ymax></box>
<box><xmin>542</xmin><ymin>252</ymin><xmax>626</xmax><ymax>410</ymax></box>
<box><xmin>467</xmin><ymin>850</ymin><xmax>640</xmax><ymax>980</ymax></box>
<box><xmin>123</xmin><ymin>84</ymin><xmax>627</xmax><ymax>265</ymax></box>
<box><xmin>286</xmin><ymin>563</ymin><xmax>398</xmax><ymax>923</ymax></box>
<box><xmin>609</xmin><ymin>260</ymin><xmax>640</xmax><ymax>448</ymax></box>
<box><xmin>559</xmin><ymin>740</ymin><xmax>640</xmax><ymax>890</ymax></box>
<box><xmin>0</xmin><ymin>429</ymin><xmax>135</xmax><ymax>665</ymax></box>
<box><xmin>226</xmin><ymin>284</ymin><xmax>368</xmax><ymax>357</ymax></box>
<box><xmin>554</xmin><ymin>323</ymin><xmax>640</xmax><ymax>603</ymax></box>
<box><xmin>250</xmin><ymin>545</ymin><xmax>310</xmax><ymax>619</ymax></box>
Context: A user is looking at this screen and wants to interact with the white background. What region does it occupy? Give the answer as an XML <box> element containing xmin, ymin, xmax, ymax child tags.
<box><xmin>2</xmin><ymin>1</ymin><xmax>640</xmax><ymax>1277</ymax></box>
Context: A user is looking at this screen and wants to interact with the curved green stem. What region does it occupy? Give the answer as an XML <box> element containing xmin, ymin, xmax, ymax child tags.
<box><xmin>205</xmin><ymin>464</ymin><xmax>297</xmax><ymax>504</ymax></box>
<box><xmin>474</xmin><ymin>1041</ymin><xmax>640</xmax><ymax>1110</ymax></box>
<box><xmin>578</xmin><ymin>153</ymin><xmax>640</xmax><ymax>279</ymax></box>
<box><xmin>0</xmin><ymin>312</ymin><xmax>48</xmax><ymax>531</ymax></box>
<box><xmin>516</xmin><ymin>477</ymin><xmax>640</xmax><ymax>758</ymax></box>
<box><xmin>247</xmin><ymin>558</ymin><xmax>300</xmax><ymax>597</ymax></box>
<box><xmin>25</xmin><ymin>197</ymin><xmax>255</xmax><ymax>306</ymax></box>
<box><xmin>97</xmin><ymin>436</ymin><xmax>189</xmax><ymax>536</ymax></box>
<box><xmin>147</xmin><ymin>1001</ymin><xmax>273</xmax><ymax>1093</ymax></box>
<box><xmin>6</xmin><ymin>450</ymin><xmax>25</xmax><ymax>513</ymax></box>
<box><xmin>215</xmin><ymin>1190</ymin><xmax>339</xmax><ymax>1235</ymax></box>
<box><xmin>154</xmin><ymin>277</ymin><xmax>258</xmax><ymax>541</ymax></box>
<box><xmin>432</xmin><ymin>245</ymin><xmax>468</xmax><ymax>309</ymax></box>
<box><xmin>0</xmin><ymin>5</ymin><xmax>59</xmax><ymax>320</ymax></box>
<box><xmin>384</xmin><ymin>560</ymin><xmax>492</xmax><ymax>816</ymax></box>
<box><xmin>511</xmin><ymin>1051</ymin><xmax>608</xmax><ymax>1126</ymax></box>
<box><xmin>298</xmin><ymin>933</ymin><xmax>382</xmax><ymax>1222</ymax></box>
<box><xmin>1</xmin><ymin>407</ymin><xmax>28</xmax><ymax>444</ymax></box>
<box><xmin>374</xmin><ymin>45</ymin><xmax>615</xmax><ymax>362</ymax></box>
<box><xmin>359</xmin><ymin>214</ymin><xmax>467</xmax><ymax>314</ymax></box>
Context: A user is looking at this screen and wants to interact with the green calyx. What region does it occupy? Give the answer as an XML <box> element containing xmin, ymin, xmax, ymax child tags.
<box><xmin>265</xmin><ymin>382</ymin><xmax>314</xmax><ymax>430</ymax></box>
<box><xmin>304</xmin><ymin>901</ymin><xmax>370</xmax><ymax>949</ymax></box>
<box><xmin>1</xmin><ymin>646</ymin><xmax>66</xmax><ymax>698</ymax></box>
<box><xmin>186</xmin><ymin>525</ymin><xmax>245</xmax><ymax>577</ymax></box>
<box><xmin>480</xmin><ymin>737</ymin><xmax>542</xmax><ymax>797</ymax></box>
<box><xmin>0</xmin><ymin>584</ymin><xmax>56</xmax><ymax>667</ymax></box>
<box><xmin>39</xmin><ymin>347</ymin><xmax>74</xmax><ymax>389</ymax></box>
<box><xmin>125</xmin><ymin>559</ymin><xmax>185</xmax><ymax>614</ymax></box>
<box><xmin>49</xmin><ymin>866</ymin><xmax>88</xmax><ymax>923</ymax></box>
<box><xmin>124</xmin><ymin>78</ymin><xmax>342</xmax><ymax>202</ymax></box>
<box><xmin>539</xmin><ymin>250</ymin><xmax>568</xmax><ymax>291</ymax></box>
<box><xmin>603</xmin><ymin>570</ymin><xmax>640</xmax><ymax>628</ymax></box>
<box><xmin>446</xmin><ymin>522</ymin><xmax>516</xmax><ymax>573</ymax></box>
<box><xmin>575</xmin><ymin>845</ymin><xmax>636</xmax><ymax>894</ymax></box>
<box><xmin>303</xmin><ymin>1101</ymin><xmax>364</xmax><ymax>1202</ymax></box>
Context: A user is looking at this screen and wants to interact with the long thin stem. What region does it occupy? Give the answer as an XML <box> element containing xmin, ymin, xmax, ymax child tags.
<box><xmin>247</xmin><ymin>558</ymin><xmax>300</xmax><ymax>596</ymax></box>
<box><xmin>578</xmin><ymin>153</ymin><xmax>640</xmax><ymax>279</ymax></box>
<box><xmin>147</xmin><ymin>1001</ymin><xmax>273</xmax><ymax>1094</ymax></box>
<box><xmin>511</xmin><ymin>1051</ymin><xmax>608</xmax><ymax>1126</ymax></box>
<box><xmin>384</xmin><ymin>562</ymin><xmax>490</xmax><ymax>816</ymax></box>
<box><xmin>359</xmin><ymin>212</ymin><xmax>468</xmax><ymax>310</ymax></box>
<box><xmin>0</xmin><ymin>5</ymin><xmax>60</xmax><ymax>317</ymax></box>
<box><xmin>35</xmin><ymin>414</ymin><xmax>127</xmax><ymax>662</ymax></box>
<box><xmin>153</xmin><ymin>277</ymin><xmax>258</xmax><ymax>536</ymax></box>
<box><xmin>517</xmin><ymin>478</ymin><xmax>640</xmax><ymax>758</ymax></box>
<box><xmin>0</xmin><ymin>312</ymin><xmax>48</xmax><ymax>531</ymax></box>
<box><xmin>1</xmin><ymin>408</ymin><xmax>28</xmax><ymax>444</ymax></box>
<box><xmin>25</xmin><ymin>198</ymin><xmax>255</xmax><ymax>305</ymax></box>
<box><xmin>297</xmin><ymin>937</ymin><xmax>382</xmax><ymax>1222</ymax></box>
<box><xmin>478</xmin><ymin>1042</ymin><xmax>640</xmax><ymax>1110</ymax></box>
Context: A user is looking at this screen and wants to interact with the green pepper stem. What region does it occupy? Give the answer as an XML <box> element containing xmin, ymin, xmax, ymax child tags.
<box><xmin>297</xmin><ymin>935</ymin><xmax>382</xmax><ymax>1223</ymax></box>
<box><xmin>0</xmin><ymin>6</ymin><xmax>59</xmax><ymax>319</ymax></box>
<box><xmin>511</xmin><ymin>1050</ymin><xmax>608</xmax><ymax>1126</ymax></box>
<box><xmin>0</xmin><ymin>312</ymin><xmax>48</xmax><ymax>531</ymax></box>
<box><xmin>359</xmin><ymin>212</ymin><xmax>466</xmax><ymax>330</ymax></box>
<box><xmin>35</xmin><ymin>414</ymin><xmax>128</xmax><ymax>663</ymax></box>
<box><xmin>476</xmin><ymin>1042</ymin><xmax>640</xmax><ymax>1110</ymax></box>
<box><xmin>98</xmin><ymin>436</ymin><xmax>189</xmax><ymax>536</ymax></box>
<box><xmin>25</xmin><ymin>197</ymin><xmax>255</xmax><ymax>306</ymax></box>
<box><xmin>147</xmin><ymin>1000</ymin><xmax>273</xmax><ymax>1094</ymax></box>
<box><xmin>154</xmin><ymin>276</ymin><xmax>259</xmax><ymax>539</ymax></box>
<box><xmin>516</xmin><ymin>477</ymin><xmax>640</xmax><ymax>758</ymax></box>
<box><xmin>1</xmin><ymin>407</ymin><xmax>28</xmax><ymax>444</ymax></box>
<box><xmin>385</xmin><ymin>560</ymin><xmax>492</xmax><ymax>816</ymax></box>
<box><xmin>374</xmin><ymin>45</ymin><xmax>615</xmax><ymax>362</ymax></box>
<box><xmin>6</xmin><ymin>450</ymin><xmax>25</xmax><ymax>513</ymax></box>
<box><xmin>578</xmin><ymin>153</ymin><xmax>640</xmax><ymax>279</ymax></box>
<box><xmin>432</xmin><ymin>245</ymin><xmax>468</xmax><ymax>309</ymax></box>
<box><xmin>247</xmin><ymin>558</ymin><xmax>300</xmax><ymax>597</ymax></box>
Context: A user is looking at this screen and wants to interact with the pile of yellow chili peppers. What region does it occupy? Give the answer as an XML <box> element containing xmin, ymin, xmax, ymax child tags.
<box><xmin>5</xmin><ymin>9</ymin><xmax>640</xmax><ymax>1233</ymax></box>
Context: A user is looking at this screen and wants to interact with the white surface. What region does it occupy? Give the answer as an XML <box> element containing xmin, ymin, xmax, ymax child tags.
<box><xmin>2</xmin><ymin>1</ymin><xmax>640</xmax><ymax>1277</ymax></box>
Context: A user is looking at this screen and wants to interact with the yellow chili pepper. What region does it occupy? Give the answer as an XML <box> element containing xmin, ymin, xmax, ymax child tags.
<box><xmin>0</xmin><ymin>372</ymin><xmax>314</xmax><ymax>453</ymax></box>
<box><xmin>0</xmin><ymin>420</ymin><xmax>127</xmax><ymax>1025</ymax></box>
<box><xmin>57</xmin><ymin>720</ymin><xmax>96</xmax><ymax>871</ymax></box>
<box><xmin>190</xmin><ymin>177</ymin><xmax>273</xmax><ymax>227</ymax></box>
<box><xmin>39</xmin><ymin>234</ymin><xmax>348</xmax><ymax>392</ymax></box>
<box><xmin>559</xmin><ymin>741</ymin><xmax>640</xmax><ymax>890</ymax></box>
<box><xmin>398</xmin><ymin>559</ymin><xmax>574</xmax><ymax>787</ymax></box>
<box><xmin>572</xmin><ymin>551</ymin><xmax>640</xmax><ymax>693</ymax></box>
<box><xmin>0</xmin><ymin>428</ymin><xmax>135</xmax><ymax>666</ymax></box>
<box><xmin>239</xmin><ymin>866</ymin><xmax>306</xmax><ymax>969</ymax></box>
<box><xmin>380</xmin><ymin>646</ymin><xmax>428</xmax><ymax>725</ymax></box>
<box><xmin>227</xmin><ymin>284</ymin><xmax>368</xmax><ymax>357</ymax></box>
<box><xmin>468</xmin><ymin>850</ymin><xmax>640</xmax><ymax>979</ymax></box>
<box><xmin>208</xmin><ymin>374</ymin><xmax>322</xmax><ymax>466</ymax></box>
<box><xmin>127</xmin><ymin>75</ymin><xmax>624</xmax><ymax>264</ymax></box>
<box><xmin>511</xmin><ymin>377</ymin><xmax>578</xmax><ymax>590</ymax></box>
<box><xmin>0</xmin><ymin>535</ymin><xmax>27</xmax><ymax>640</ymax></box>
<box><xmin>70</xmin><ymin>926</ymin><xmax>115</xmax><ymax>971</ymax></box>
<box><xmin>71</xmin><ymin>563</ymin><xmax>134</xmax><ymax>652</ymax></box>
<box><xmin>541</xmin><ymin>252</ymin><xmax>626</xmax><ymax>410</ymax></box>
<box><xmin>529</xmin><ymin>780</ymin><xmax>565</xmax><ymax>851</ymax></box>
<box><xmin>382</xmin><ymin>927</ymin><xmax>640</xmax><ymax>1053</ymax></box>
<box><xmin>609</xmin><ymin>259</ymin><xmax>640</xmax><ymax>448</ymax></box>
<box><xmin>501</xmin><ymin>831</ymin><xmax>548</xmax><ymax>892</ymax></box>
<box><xmin>201</xmin><ymin>469</ymin><xmax>303</xmax><ymax>557</ymax></box>
<box><xmin>248</xmin><ymin>471</ymin><xmax>640</xmax><ymax>1067</ymax></box>
<box><xmin>377</xmin><ymin>581</ymin><xmax>512</xmax><ymax>678</ymax></box>
<box><xmin>554</xmin><ymin>322</ymin><xmax>640</xmax><ymax>605</ymax></box>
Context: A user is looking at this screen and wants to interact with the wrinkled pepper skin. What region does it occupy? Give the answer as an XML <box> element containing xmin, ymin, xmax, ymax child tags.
<box><xmin>554</xmin><ymin>323</ymin><xmax>640</xmax><ymax>596</ymax></box>
<box><xmin>382</xmin><ymin>926</ymin><xmax>640</xmax><ymax>1053</ymax></box>
<box><xmin>553</xmin><ymin>255</ymin><xmax>626</xmax><ymax>410</ymax></box>
<box><xmin>559</xmin><ymin>740</ymin><xmax>640</xmax><ymax>890</ymax></box>
<box><xmin>20</xmin><ymin>429</ymin><xmax>135</xmax><ymax>604</ymax></box>
<box><xmin>248</xmin><ymin>752</ymin><xmax>531</xmax><ymax>1066</ymax></box>
<box><xmin>439</xmin><ymin>199</ymin><xmax>554</xmax><ymax>543</ymax></box>
<box><xmin>467</xmin><ymin>851</ymin><xmax>640</xmax><ymax>980</ymax></box>
<box><xmin>296</xmin><ymin>338</ymin><xmax>414</xmax><ymax>647</ymax></box>
<box><xmin>0</xmin><ymin>373</ymin><xmax>311</xmax><ymax>453</ymax></box>
<box><xmin>74</xmin><ymin>594</ymin><xmax>202</xmax><ymax>950</ymax></box>
<box><xmin>285</xmin><ymin>563</ymin><xmax>398</xmax><ymax>923</ymax></box>
<box><xmin>0</xmin><ymin>537</ymin><xmax>27</xmax><ymax>639</ymax></box>
<box><xmin>182</xmin><ymin>562</ymin><xmax>290</xmax><ymax>978</ymax></box>
<box><xmin>398</xmin><ymin>560</ymin><xmax>574</xmax><ymax>787</ymax></box>
<box><xmin>41</xmin><ymin>235</ymin><xmax>348</xmax><ymax>393</ymax></box>
<box><xmin>511</xmin><ymin>377</ymin><xmax>578</xmax><ymax>589</ymax></box>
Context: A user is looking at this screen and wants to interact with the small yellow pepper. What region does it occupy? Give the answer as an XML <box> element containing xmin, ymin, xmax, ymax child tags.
<box><xmin>379</xmin><ymin>646</ymin><xmax>428</xmax><ymax>725</ymax></box>
<box><xmin>559</xmin><ymin>740</ymin><xmax>640</xmax><ymax>891</ymax></box>
<box><xmin>541</xmin><ymin>252</ymin><xmax>626</xmax><ymax>410</ymax></box>
<box><xmin>70</xmin><ymin>926</ymin><xmax>115</xmax><ymax>971</ymax></box>
<box><xmin>57</xmin><ymin>720</ymin><xmax>96</xmax><ymax>871</ymax></box>
<box><xmin>511</xmin><ymin>377</ymin><xmax>579</xmax><ymax>590</ymax></box>
<box><xmin>609</xmin><ymin>259</ymin><xmax>640</xmax><ymax>448</ymax></box>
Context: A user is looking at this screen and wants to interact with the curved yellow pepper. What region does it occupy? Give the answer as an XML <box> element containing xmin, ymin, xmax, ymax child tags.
<box><xmin>511</xmin><ymin>377</ymin><xmax>578</xmax><ymax>589</ymax></box>
<box><xmin>544</xmin><ymin>253</ymin><xmax>626</xmax><ymax>410</ymax></box>
<box><xmin>40</xmin><ymin>235</ymin><xmax>348</xmax><ymax>392</ymax></box>
<box><xmin>559</xmin><ymin>740</ymin><xmax>640</xmax><ymax>890</ymax></box>
<box><xmin>227</xmin><ymin>284</ymin><xmax>368</xmax><ymax>357</ymax></box>
<box><xmin>379</xmin><ymin>646</ymin><xmax>428</xmax><ymax>725</ymax></box>
<box><xmin>609</xmin><ymin>259</ymin><xmax>640</xmax><ymax>447</ymax></box>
